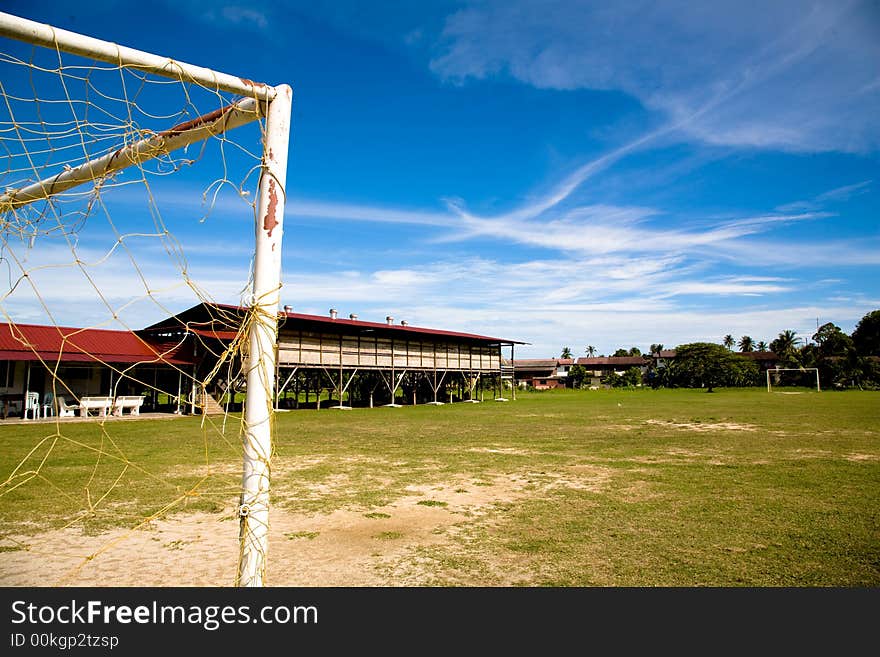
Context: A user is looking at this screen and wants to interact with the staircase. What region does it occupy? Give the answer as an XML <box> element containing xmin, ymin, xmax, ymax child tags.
<box><xmin>199</xmin><ymin>389</ymin><xmax>226</xmax><ymax>415</ymax></box>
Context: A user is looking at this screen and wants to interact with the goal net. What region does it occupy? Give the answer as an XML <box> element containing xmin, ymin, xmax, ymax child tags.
<box><xmin>0</xmin><ymin>12</ymin><xmax>290</xmax><ymax>586</ymax></box>
<box><xmin>766</xmin><ymin>367</ymin><xmax>821</xmax><ymax>392</ymax></box>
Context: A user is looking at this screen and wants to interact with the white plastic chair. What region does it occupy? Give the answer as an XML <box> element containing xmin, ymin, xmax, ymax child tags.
<box><xmin>23</xmin><ymin>391</ymin><xmax>40</xmax><ymax>420</ymax></box>
<box><xmin>42</xmin><ymin>392</ymin><xmax>56</xmax><ymax>418</ymax></box>
<box><xmin>57</xmin><ymin>396</ymin><xmax>80</xmax><ymax>417</ymax></box>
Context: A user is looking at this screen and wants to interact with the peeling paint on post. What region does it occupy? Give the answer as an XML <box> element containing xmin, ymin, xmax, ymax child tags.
<box><xmin>238</xmin><ymin>83</ymin><xmax>292</xmax><ymax>588</ymax></box>
<box><xmin>159</xmin><ymin>104</ymin><xmax>235</xmax><ymax>138</ymax></box>
<box><xmin>239</xmin><ymin>77</ymin><xmax>270</xmax><ymax>91</ymax></box>
<box><xmin>263</xmin><ymin>179</ymin><xmax>279</xmax><ymax>237</ymax></box>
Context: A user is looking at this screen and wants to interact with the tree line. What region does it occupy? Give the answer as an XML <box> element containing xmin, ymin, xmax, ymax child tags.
<box><xmin>561</xmin><ymin>309</ymin><xmax>880</xmax><ymax>391</ymax></box>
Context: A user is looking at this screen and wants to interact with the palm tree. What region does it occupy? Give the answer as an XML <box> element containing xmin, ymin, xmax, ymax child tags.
<box><xmin>771</xmin><ymin>329</ymin><xmax>800</xmax><ymax>354</ymax></box>
<box><xmin>585</xmin><ymin>345</ymin><xmax>596</xmax><ymax>357</ymax></box>
<box><xmin>560</xmin><ymin>347</ymin><xmax>573</xmax><ymax>359</ymax></box>
<box><xmin>756</xmin><ymin>341</ymin><xmax>768</xmax><ymax>352</ymax></box>
<box><xmin>738</xmin><ymin>335</ymin><xmax>754</xmax><ymax>352</ymax></box>
<box><xmin>723</xmin><ymin>334</ymin><xmax>735</xmax><ymax>350</ymax></box>
<box><xmin>649</xmin><ymin>343</ymin><xmax>664</xmax><ymax>357</ymax></box>
<box><xmin>770</xmin><ymin>330</ymin><xmax>802</xmax><ymax>366</ymax></box>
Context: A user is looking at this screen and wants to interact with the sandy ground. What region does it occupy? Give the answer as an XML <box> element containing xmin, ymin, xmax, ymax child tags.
<box><xmin>1</xmin><ymin>471</ymin><xmax>588</xmax><ymax>587</ymax></box>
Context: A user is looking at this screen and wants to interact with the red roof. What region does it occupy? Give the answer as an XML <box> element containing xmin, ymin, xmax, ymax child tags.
<box><xmin>0</xmin><ymin>323</ymin><xmax>192</xmax><ymax>365</ymax></box>
<box><xmin>512</xmin><ymin>359</ymin><xmax>565</xmax><ymax>368</ymax></box>
<box><xmin>190</xmin><ymin>327</ymin><xmax>242</xmax><ymax>341</ymax></box>
<box><xmin>576</xmin><ymin>356</ymin><xmax>647</xmax><ymax>366</ymax></box>
<box><xmin>740</xmin><ymin>351</ymin><xmax>778</xmax><ymax>360</ymax></box>
<box><xmin>285</xmin><ymin>312</ymin><xmax>523</xmax><ymax>344</ymax></box>
<box><xmin>151</xmin><ymin>303</ymin><xmax>525</xmax><ymax>345</ymax></box>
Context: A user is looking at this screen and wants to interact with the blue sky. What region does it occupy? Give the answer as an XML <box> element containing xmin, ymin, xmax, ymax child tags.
<box><xmin>2</xmin><ymin>0</ymin><xmax>879</xmax><ymax>357</ymax></box>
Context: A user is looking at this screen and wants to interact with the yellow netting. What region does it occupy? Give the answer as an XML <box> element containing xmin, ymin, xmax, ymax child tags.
<box><xmin>0</xmin><ymin>28</ymin><xmax>279</xmax><ymax>585</ymax></box>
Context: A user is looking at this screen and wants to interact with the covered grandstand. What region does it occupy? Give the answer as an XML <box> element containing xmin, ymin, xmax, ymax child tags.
<box><xmin>0</xmin><ymin>304</ymin><xmax>523</xmax><ymax>417</ymax></box>
<box><xmin>141</xmin><ymin>304</ymin><xmax>523</xmax><ymax>410</ymax></box>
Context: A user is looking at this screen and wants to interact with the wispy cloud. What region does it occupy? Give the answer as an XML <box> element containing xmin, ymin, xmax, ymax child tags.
<box><xmin>281</xmin><ymin>191</ymin><xmax>840</xmax><ymax>266</ymax></box>
<box><xmin>450</xmin><ymin>122</ymin><xmax>679</xmax><ymax>224</ymax></box>
<box><xmin>0</xmin><ymin>233</ymin><xmax>252</xmax><ymax>329</ymax></box>
<box><xmin>219</xmin><ymin>7</ymin><xmax>269</xmax><ymax>30</ymax></box>
<box><xmin>4</xmin><ymin>228</ymin><xmax>874</xmax><ymax>358</ymax></box>
<box><xmin>654</xmin><ymin>279</ymin><xmax>791</xmax><ymax>299</ymax></box>
<box><xmin>429</xmin><ymin>0</ymin><xmax>880</xmax><ymax>153</ymax></box>
<box><xmin>173</xmin><ymin>2</ymin><xmax>271</xmax><ymax>32</ymax></box>
<box><xmin>274</xmin><ymin>256</ymin><xmax>874</xmax><ymax>356</ymax></box>
<box><xmin>777</xmin><ymin>180</ymin><xmax>873</xmax><ymax>212</ymax></box>
<box><xmin>289</xmin><ymin>199</ymin><xmax>451</xmax><ymax>227</ymax></box>
<box><xmin>711</xmin><ymin>237</ymin><xmax>880</xmax><ymax>267</ymax></box>
<box><xmin>815</xmin><ymin>180</ymin><xmax>873</xmax><ymax>203</ymax></box>
<box><xmin>443</xmin><ymin>198</ymin><xmax>831</xmax><ymax>260</ymax></box>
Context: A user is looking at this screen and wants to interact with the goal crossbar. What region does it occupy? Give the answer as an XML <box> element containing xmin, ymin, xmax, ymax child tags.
<box><xmin>0</xmin><ymin>11</ymin><xmax>275</xmax><ymax>101</ymax></box>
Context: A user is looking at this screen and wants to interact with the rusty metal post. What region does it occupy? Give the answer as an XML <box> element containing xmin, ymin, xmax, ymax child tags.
<box><xmin>237</xmin><ymin>84</ymin><xmax>292</xmax><ymax>587</ymax></box>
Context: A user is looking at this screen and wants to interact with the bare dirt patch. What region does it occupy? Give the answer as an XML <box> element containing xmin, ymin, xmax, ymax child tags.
<box><xmin>789</xmin><ymin>449</ymin><xmax>835</xmax><ymax>460</ymax></box>
<box><xmin>618</xmin><ymin>480</ymin><xmax>662</xmax><ymax>503</ymax></box>
<box><xmin>545</xmin><ymin>464</ymin><xmax>614</xmax><ymax>492</ymax></box>
<box><xmin>466</xmin><ymin>447</ymin><xmax>535</xmax><ymax>456</ymax></box>
<box><xmin>0</xmin><ymin>462</ymin><xmax>626</xmax><ymax>587</ymax></box>
<box><xmin>665</xmin><ymin>447</ymin><xmax>707</xmax><ymax>459</ymax></box>
<box><xmin>0</xmin><ymin>473</ymin><xmax>534</xmax><ymax>586</ymax></box>
<box><xmin>843</xmin><ymin>452</ymin><xmax>880</xmax><ymax>462</ymax></box>
<box><xmin>645</xmin><ymin>419</ymin><xmax>757</xmax><ymax>432</ymax></box>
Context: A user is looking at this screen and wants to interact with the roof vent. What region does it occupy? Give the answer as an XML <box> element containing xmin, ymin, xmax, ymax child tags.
<box><xmin>349</xmin><ymin>313</ymin><xmax>358</xmax><ymax>321</ymax></box>
<box><xmin>400</xmin><ymin>320</ymin><xmax>408</xmax><ymax>327</ymax></box>
<box><xmin>329</xmin><ymin>308</ymin><xmax>338</xmax><ymax>320</ymax></box>
<box><xmin>386</xmin><ymin>316</ymin><xmax>394</xmax><ymax>325</ymax></box>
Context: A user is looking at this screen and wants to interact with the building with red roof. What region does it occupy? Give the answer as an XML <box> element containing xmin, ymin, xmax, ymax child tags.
<box><xmin>0</xmin><ymin>303</ymin><xmax>523</xmax><ymax>417</ymax></box>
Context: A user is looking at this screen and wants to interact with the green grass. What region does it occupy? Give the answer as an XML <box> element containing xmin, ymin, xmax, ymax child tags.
<box><xmin>0</xmin><ymin>416</ymin><xmax>237</xmax><ymax>534</ymax></box>
<box><xmin>285</xmin><ymin>531</ymin><xmax>319</xmax><ymax>540</ymax></box>
<box><xmin>1</xmin><ymin>387</ymin><xmax>878</xmax><ymax>585</ymax></box>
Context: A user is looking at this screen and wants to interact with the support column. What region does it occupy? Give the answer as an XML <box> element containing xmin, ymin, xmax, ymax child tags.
<box><xmin>511</xmin><ymin>343</ymin><xmax>516</xmax><ymax>401</ymax></box>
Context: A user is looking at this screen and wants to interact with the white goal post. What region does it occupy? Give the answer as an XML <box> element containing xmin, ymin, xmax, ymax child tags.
<box><xmin>0</xmin><ymin>12</ymin><xmax>292</xmax><ymax>587</ymax></box>
<box><xmin>766</xmin><ymin>367</ymin><xmax>821</xmax><ymax>393</ymax></box>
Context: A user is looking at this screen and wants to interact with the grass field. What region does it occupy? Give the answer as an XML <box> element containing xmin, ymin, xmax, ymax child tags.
<box><xmin>1</xmin><ymin>387</ymin><xmax>878</xmax><ymax>586</ymax></box>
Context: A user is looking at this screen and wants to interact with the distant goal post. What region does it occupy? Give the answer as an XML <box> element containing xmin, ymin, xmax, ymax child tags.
<box><xmin>766</xmin><ymin>367</ymin><xmax>821</xmax><ymax>393</ymax></box>
<box><xmin>0</xmin><ymin>12</ymin><xmax>292</xmax><ymax>587</ymax></box>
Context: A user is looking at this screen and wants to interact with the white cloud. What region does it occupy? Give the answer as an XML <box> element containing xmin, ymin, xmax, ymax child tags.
<box><xmin>272</xmin><ymin>255</ymin><xmax>836</xmax><ymax>356</ymax></box>
<box><xmin>0</xmin><ymin>235</ymin><xmax>253</xmax><ymax>329</ymax></box>
<box><xmin>429</xmin><ymin>0</ymin><xmax>880</xmax><ymax>153</ymax></box>
<box><xmin>654</xmin><ymin>280</ymin><xmax>791</xmax><ymax>298</ymax></box>
<box><xmin>175</xmin><ymin>3</ymin><xmax>270</xmax><ymax>32</ymax></box>
<box><xmin>4</xmin><ymin>227</ymin><xmax>874</xmax><ymax>360</ymax></box>
<box><xmin>815</xmin><ymin>180</ymin><xmax>873</xmax><ymax>204</ymax></box>
<box><xmin>444</xmin><ymin>199</ymin><xmax>831</xmax><ymax>261</ymax></box>
<box><xmin>220</xmin><ymin>7</ymin><xmax>269</xmax><ymax>30</ymax></box>
<box><xmin>712</xmin><ymin>237</ymin><xmax>880</xmax><ymax>267</ymax></box>
<box><xmin>777</xmin><ymin>180</ymin><xmax>873</xmax><ymax>212</ymax></box>
<box><xmin>289</xmin><ymin>199</ymin><xmax>450</xmax><ymax>227</ymax></box>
